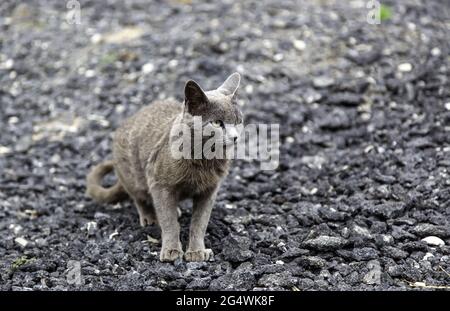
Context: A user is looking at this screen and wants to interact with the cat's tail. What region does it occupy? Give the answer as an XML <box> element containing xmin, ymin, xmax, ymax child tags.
<box><xmin>86</xmin><ymin>160</ymin><xmax>127</xmax><ymax>204</ymax></box>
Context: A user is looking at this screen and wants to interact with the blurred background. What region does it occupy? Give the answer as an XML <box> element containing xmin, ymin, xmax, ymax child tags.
<box><xmin>0</xmin><ymin>0</ymin><xmax>449</xmax><ymax>291</ymax></box>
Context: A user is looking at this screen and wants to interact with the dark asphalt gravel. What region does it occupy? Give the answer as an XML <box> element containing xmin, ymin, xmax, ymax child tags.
<box><xmin>0</xmin><ymin>0</ymin><xmax>449</xmax><ymax>290</ymax></box>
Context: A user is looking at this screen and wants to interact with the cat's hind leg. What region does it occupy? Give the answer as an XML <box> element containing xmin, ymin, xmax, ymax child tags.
<box><xmin>133</xmin><ymin>196</ymin><xmax>157</xmax><ymax>227</ymax></box>
<box><xmin>114</xmin><ymin>167</ymin><xmax>156</xmax><ymax>227</ymax></box>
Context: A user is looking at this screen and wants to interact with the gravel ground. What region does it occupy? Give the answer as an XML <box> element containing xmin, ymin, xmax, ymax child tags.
<box><xmin>0</xmin><ymin>0</ymin><xmax>449</xmax><ymax>291</ymax></box>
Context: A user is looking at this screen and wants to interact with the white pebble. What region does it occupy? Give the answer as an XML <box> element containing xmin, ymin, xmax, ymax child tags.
<box><xmin>9</xmin><ymin>224</ymin><xmax>23</xmax><ymax>234</ymax></box>
<box><xmin>286</xmin><ymin>136</ymin><xmax>295</xmax><ymax>144</ymax></box>
<box><xmin>398</xmin><ymin>63</ymin><xmax>413</xmax><ymax>72</ymax></box>
<box><xmin>109</xmin><ymin>231</ymin><xmax>119</xmax><ymax>240</ymax></box>
<box><xmin>431</xmin><ymin>47</ymin><xmax>441</xmax><ymax>56</ymax></box>
<box><xmin>273</xmin><ymin>53</ymin><xmax>284</xmax><ymax>62</ymax></box>
<box><xmin>35</xmin><ymin>238</ymin><xmax>47</xmax><ymax>247</ymax></box>
<box><xmin>0</xmin><ymin>145</ymin><xmax>11</xmax><ymax>155</ymax></box>
<box><xmin>423</xmin><ymin>252</ymin><xmax>434</xmax><ymax>261</ymax></box>
<box><xmin>112</xmin><ymin>203</ymin><xmax>123</xmax><ymax>210</ymax></box>
<box><xmin>168</xmin><ymin>59</ymin><xmax>178</xmax><ymax>68</ymax></box>
<box><xmin>115</xmin><ymin>105</ymin><xmax>125</xmax><ymax>114</ymax></box>
<box><xmin>382</xmin><ymin>235</ymin><xmax>394</xmax><ymax>244</ymax></box>
<box><xmin>82</xmin><ymin>221</ymin><xmax>98</xmax><ymax>235</ymax></box>
<box><xmin>142</xmin><ymin>62</ymin><xmax>155</xmax><ymax>74</ymax></box>
<box><xmin>412</xmin><ymin>281</ymin><xmax>426</xmax><ymax>287</ymax></box>
<box><xmin>146</xmin><ymin>235</ymin><xmax>159</xmax><ymax>244</ymax></box>
<box><xmin>407</xmin><ymin>22</ymin><xmax>416</xmax><ymax>31</ymax></box>
<box><xmin>293</xmin><ymin>39</ymin><xmax>306</xmax><ymax>51</ymax></box>
<box><xmin>445</xmin><ymin>102</ymin><xmax>450</xmax><ymax>111</ymax></box>
<box><xmin>175</xmin><ymin>46</ymin><xmax>184</xmax><ymax>54</ymax></box>
<box><xmin>3</xmin><ymin>59</ymin><xmax>14</xmax><ymax>69</ymax></box>
<box><xmin>91</xmin><ymin>33</ymin><xmax>102</xmax><ymax>44</ymax></box>
<box><xmin>50</xmin><ymin>154</ymin><xmax>61</xmax><ymax>163</ymax></box>
<box><xmin>421</xmin><ymin>236</ymin><xmax>445</xmax><ymax>247</ymax></box>
<box><xmin>85</xmin><ymin>69</ymin><xmax>95</xmax><ymax>78</ymax></box>
<box><xmin>364</xmin><ymin>145</ymin><xmax>374</xmax><ymax>153</ymax></box>
<box><xmin>245</xmin><ymin>85</ymin><xmax>254</xmax><ymax>95</ymax></box>
<box><xmin>262</xmin><ymin>39</ymin><xmax>272</xmax><ymax>49</ymax></box>
<box><xmin>15</xmin><ymin>237</ymin><xmax>29</xmax><ymax>247</ymax></box>
<box><xmin>8</xmin><ymin>116</ymin><xmax>19</xmax><ymax>124</ymax></box>
<box><xmin>360</xmin><ymin>112</ymin><xmax>371</xmax><ymax>121</ymax></box>
<box><xmin>275</xmin><ymin>260</ymin><xmax>284</xmax><ymax>265</ymax></box>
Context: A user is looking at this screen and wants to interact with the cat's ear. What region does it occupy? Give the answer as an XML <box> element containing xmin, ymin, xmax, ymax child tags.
<box><xmin>217</xmin><ymin>72</ymin><xmax>241</xmax><ymax>97</ymax></box>
<box><xmin>184</xmin><ymin>80</ymin><xmax>208</xmax><ymax>115</ymax></box>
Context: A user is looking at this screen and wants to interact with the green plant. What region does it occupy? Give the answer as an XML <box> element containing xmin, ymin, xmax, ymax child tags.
<box><xmin>11</xmin><ymin>256</ymin><xmax>35</xmax><ymax>270</ymax></box>
<box><xmin>380</xmin><ymin>4</ymin><xmax>393</xmax><ymax>21</ymax></box>
<box><xmin>99</xmin><ymin>52</ymin><xmax>118</xmax><ymax>67</ymax></box>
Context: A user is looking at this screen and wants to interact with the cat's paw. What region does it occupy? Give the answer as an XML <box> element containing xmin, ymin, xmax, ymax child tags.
<box><xmin>160</xmin><ymin>248</ymin><xmax>184</xmax><ymax>262</ymax></box>
<box><xmin>139</xmin><ymin>213</ymin><xmax>156</xmax><ymax>227</ymax></box>
<box><xmin>185</xmin><ymin>249</ymin><xmax>214</xmax><ymax>262</ymax></box>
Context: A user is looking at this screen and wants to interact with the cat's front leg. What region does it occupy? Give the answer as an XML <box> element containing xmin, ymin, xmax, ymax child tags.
<box><xmin>150</xmin><ymin>185</ymin><xmax>183</xmax><ymax>262</ymax></box>
<box><xmin>185</xmin><ymin>187</ymin><xmax>218</xmax><ymax>262</ymax></box>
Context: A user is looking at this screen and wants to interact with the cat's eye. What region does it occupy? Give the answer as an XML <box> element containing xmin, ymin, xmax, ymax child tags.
<box><xmin>211</xmin><ymin>120</ymin><xmax>223</xmax><ymax>128</ymax></box>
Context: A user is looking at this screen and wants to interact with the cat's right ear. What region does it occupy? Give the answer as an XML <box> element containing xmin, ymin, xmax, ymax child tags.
<box><xmin>184</xmin><ymin>80</ymin><xmax>208</xmax><ymax>116</ymax></box>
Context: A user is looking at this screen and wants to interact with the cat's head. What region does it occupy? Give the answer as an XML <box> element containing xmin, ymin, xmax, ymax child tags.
<box><xmin>182</xmin><ymin>72</ymin><xmax>243</xmax><ymax>147</ymax></box>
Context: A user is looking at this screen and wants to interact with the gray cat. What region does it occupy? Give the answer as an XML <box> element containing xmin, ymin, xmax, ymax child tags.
<box><xmin>86</xmin><ymin>73</ymin><xmax>242</xmax><ymax>262</ymax></box>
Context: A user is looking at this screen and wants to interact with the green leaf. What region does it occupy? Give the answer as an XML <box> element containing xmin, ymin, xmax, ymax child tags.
<box><xmin>100</xmin><ymin>53</ymin><xmax>118</xmax><ymax>67</ymax></box>
<box><xmin>380</xmin><ymin>4</ymin><xmax>393</xmax><ymax>21</ymax></box>
<box><xmin>11</xmin><ymin>256</ymin><xmax>35</xmax><ymax>270</ymax></box>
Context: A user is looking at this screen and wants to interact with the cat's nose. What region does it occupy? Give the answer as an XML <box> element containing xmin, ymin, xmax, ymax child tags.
<box><xmin>233</xmin><ymin>136</ymin><xmax>238</xmax><ymax>143</ymax></box>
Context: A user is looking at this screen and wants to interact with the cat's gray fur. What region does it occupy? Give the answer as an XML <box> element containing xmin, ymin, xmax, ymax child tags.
<box><xmin>86</xmin><ymin>73</ymin><xmax>242</xmax><ymax>262</ymax></box>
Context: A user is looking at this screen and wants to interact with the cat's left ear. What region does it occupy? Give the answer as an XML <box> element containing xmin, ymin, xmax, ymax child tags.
<box><xmin>217</xmin><ymin>72</ymin><xmax>241</xmax><ymax>97</ymax></box>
